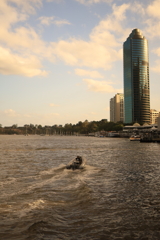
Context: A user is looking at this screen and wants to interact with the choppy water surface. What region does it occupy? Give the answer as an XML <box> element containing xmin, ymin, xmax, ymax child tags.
<box><xmin>0</xmin><ymin>135</ymin><xmax>160</xmax><ymax>240</ymax></box>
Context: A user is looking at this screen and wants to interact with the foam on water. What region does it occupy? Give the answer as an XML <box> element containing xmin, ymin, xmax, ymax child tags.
<box><xmin>18</xmin><ymin>199</ymin><xmax>46</xmax><ymax>218</ymax></box>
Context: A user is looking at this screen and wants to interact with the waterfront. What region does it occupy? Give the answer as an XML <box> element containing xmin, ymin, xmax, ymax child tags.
<box><xmin>0</xmin><ymin>135</ymin><xmax>160</xmax><ymax>240</ymax></box>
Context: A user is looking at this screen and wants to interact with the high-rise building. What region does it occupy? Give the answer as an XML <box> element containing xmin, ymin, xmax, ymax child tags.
<box><xmin>123</xmin><ymin>28</ymin><xmax>150</xmax><ymax>124</ymax></box>
<box><xmin>150</xmin><ymin>109</ymin><xmax>159</xmax><ymax>125</ymax></box>
<box><xmin>110</xmin><ymin>93</ymin><xmax>124</xmax><ymax>123</ymax></box>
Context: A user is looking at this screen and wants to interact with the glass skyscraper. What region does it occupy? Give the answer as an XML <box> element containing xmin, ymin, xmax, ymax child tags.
<box><xmin>123</xmin><ymin>28</ymin><xmax>150</xmax><ymax>124</ymax></box>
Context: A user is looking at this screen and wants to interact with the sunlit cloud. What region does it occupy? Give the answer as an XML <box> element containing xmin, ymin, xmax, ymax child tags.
<box><xmin>130</xmin><ymin>0</ymin><xmax>160</xmax><ymax>39</ymax></box>
<box><xmin>0</xmin><ymin>0</ymin><xmax>139</xmax><ymax>78</ymax></box>
<box><xmin>38</xmin><ymin>16</ymin><xmax>71</xmax><ymax>26</ymax></box>
<box><xmin>83</xmin><ymin>78</ymin><xmax>122</xmax><ymax>93</ymax></box>
<box><xmin>1</xmin><ymin>0</ymin><xmax>159</xmax><ymax>79</ymax></box>
<box><xmin>2</xmin><ymin>109</ymin><xmax>60</xmax><ymax>126</ymax></box>
<box><xmin>54</xmin><ymin>20</ymin><xmax>71</xmax><ymax>26</ymax></box>
<box><xmin>49</xmin><ymin>103</ymin><xmax>59</xmax><ymax>107</ymax></box>
<box><xmin>6</xmin><ymin>0</ymin><xmax>42</xmax><ymax>14</ymax></box>
<box><xmin>39</xmin><ymin>16</ymin><xmax>54</xmax><ymax>25</ymax></box>
<box><xmin>75</xmin><ymin>69</ymin><xmax>103</xmax><ymax>78</ymax></box>
<box><xmin>0</xmin><ymin>0</ymin><xmax>53</xmax><ymax>76</ymax></box>
<box><xmin>90</xmin><ymin>112</ymin><xmax>97</xmax><ymax>115</ymax></box>
<box><xmin>0</xmin><ymin>47</ymin><xmax>47</xmax><ymax>77</ymax></box>
<box><xmin>105</xmin><ymin>107</ymin><xmax>110</xmax><ymax>111</ymax></box>
<box><xmin>151</xmin><ymin>60</ymin><xmax>160</xmax><ymax>73</ymax></box>
<box><xmin>147</xmin><ymin>0</ymin><xmax>160</xmax><ymax>18</ymax></box>
<box><xmin>4</xmin><ymin>109</ymin><xmax>19</xmax><ymax>117</ymax></box>
<box><xmin>52</xmin><ymin>4</ymin><xmax>128</xmax><ymax>69</ymax></box>
<box><xmin>75</xmin><ymin>0</ymin><xmax>113</xmax><ymax>5</ymax></box>
<box><xmin>130</xmin><ymin>2</ymin><xmax>145</xmax><ymax>16</ymax></box>
<box><xmin>144</xmin><ymin>19</ymin><xmax>160</xmax><ymax>38</ymax></box>
<box><xmin>46</xmin><ymin>0</ymin><xmax>63</xmax><ymax>2</ymax></box>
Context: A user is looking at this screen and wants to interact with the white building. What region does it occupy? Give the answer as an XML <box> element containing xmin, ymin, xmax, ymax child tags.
<box><xmin>150</xmin><ymin>109</ymin><xmax>159</xmax><ymax>124</ymax></box>
<box><xmin>157</xmin><ymin>113</ymin><xmax>160</xmax><ymax>131</ymax></box>
<box><xmin>110</xmin><ymin>93</ymin><xmax>124</xmax><ymax>123</ymax></box>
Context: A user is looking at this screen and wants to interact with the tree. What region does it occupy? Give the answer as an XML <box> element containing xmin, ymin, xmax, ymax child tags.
<box><xmin>88</xmin><ymin>121</ymin><xmax>98</xmax><ymax>132</ymax></box>
<box><xmin>12</xmin><ymin>124</ymin><xmax>18</xmax><ymax>128</ymax></box>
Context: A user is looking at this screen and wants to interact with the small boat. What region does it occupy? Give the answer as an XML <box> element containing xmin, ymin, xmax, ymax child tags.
<box><xmin>66</xmin><ymin>156</ymin><xmax>85</xmax><ymax>170</ymax></box>
<box><xmin>129</xmin><ymin>135</ymin><xmax>141</xmax><ymax>141</ymax></box>
<box><xmin>108</xmin><ymin>131</ymin><xmax>120</xmax><ymax>137</ymax></box>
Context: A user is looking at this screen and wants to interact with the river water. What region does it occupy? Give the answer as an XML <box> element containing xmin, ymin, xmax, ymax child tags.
<box><xmin>0</xmin><ymin>135</ymin><xmax>160</xmax><ymax>240</ymax></box>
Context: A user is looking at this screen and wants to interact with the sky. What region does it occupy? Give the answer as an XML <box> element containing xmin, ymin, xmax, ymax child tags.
<box><xmin>1</xmin><ymin>0</ymin><xmax>160</xmax><ymax>127</ymax></box>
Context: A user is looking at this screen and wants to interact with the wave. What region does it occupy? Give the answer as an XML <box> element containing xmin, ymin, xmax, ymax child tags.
<box><xmin>0</xmin><ymin>177</ymin><xmax>17</xmax><ymax>188</ymax></box>
<box><xmin>18</xmin><ymin>199</ymin><xmax>46</xmax><ymax>218</ymax></box>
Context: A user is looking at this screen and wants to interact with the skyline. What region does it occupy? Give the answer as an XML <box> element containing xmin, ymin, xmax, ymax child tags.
<box><xmin>1</xmin><ymin>0</ymin><xmax>160</xmax><ymax>126</ymax></box>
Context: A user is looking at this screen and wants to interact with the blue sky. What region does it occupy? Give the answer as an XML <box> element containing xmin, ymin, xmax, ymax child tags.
<box><xmin>1</xmin><ymin>0</ymin><xmax>160</xmax><ymax>126</ymax></box>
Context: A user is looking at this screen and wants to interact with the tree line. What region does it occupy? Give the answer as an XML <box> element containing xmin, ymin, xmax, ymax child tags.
<box><xmin>0</xmin><ymin>120</ymin><xmax>124</xmax><ymax>135</ymax></box>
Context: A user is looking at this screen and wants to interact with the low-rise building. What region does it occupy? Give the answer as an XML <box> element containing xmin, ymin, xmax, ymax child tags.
<box><xmin>150</xmin><ymin>109</ymin><xmax>159</xmax><ymax>124</ymax></box>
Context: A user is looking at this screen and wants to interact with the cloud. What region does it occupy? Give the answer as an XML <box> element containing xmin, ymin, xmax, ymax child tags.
<box><xmin>0</xmin><ymin>0</ymin><xmax>145</xmax><ymax>78</ymax></box>
<box><xmin>147</xmin><ymin>0</ymin><xmax>160</xmax><ymax>18</ymax></box>
<box><xmin>75</xmin><ymin>0</ymin><xmax>113</xmax><ymax>5</ymax></box>
<box><xmin>0</xmin><ymin>46</ymin><xmax>47</xmax><ymax>77</ymax></box>
<box><xmin>54</xmin><ymin>20</ymin><xmax>71</xmax><ymax>26</ymax></box>
<box><xmin>130</xmin><ymin>2</ymin><xmax>146</xmax><ymax>16</ymax></box>
<box><xmin>46</xmin><ymin>0</ymin><xmax>63</xmax><ymax>2</ymax></box>
<box><xmin>0</xmin><ymin>0</ymin><xmax>130</xmax><ymax>77</ymax></box>
<box><xmin>39</xmin><ymin>16</ymin><xmax>55</xmax><ymax>25</ymax></box>
<box><xmin>38</xmin><ymin>16</ymin><xmax>71</xmax><ymax>26</ymax></box>
<box><xmin>2</xmin><ymin>109</ymin><xmax>60</xmax><ymax>126</ymax></box>
<box><xmin>52</xmin><ymin>39</ymin><xmax>116</xmax><ymax>69</ymax></box>
<box><xmin>153</xmin><ymin>47</ymin><xmax>160</xmax><ymax>56</ymax></box>
<box><xmin>49</xmin><ymin>103</ymin><xmax>59</xmax><ymax>107</ymax></box>
<box><xmin>2</xmin><ymin>0</ymin><xmax>42</xmax><ymax>17</ymax></box>
<box><xmin>52</xmin><ymin>4</ymin><xmax>129</xmax><ymax>69</ymax></box>
<box><xmin>151</xmin><ymin>60</ymin><xmax>160</xmax><ymax>73</ymax></box>
<box><xmin>83</xmin><ymin>78</ymin><xmax>122</xmax><ymax>93</ymax></box>
<box><xmin>75</xmin><ymin>69</ymin><xmax>103</xmax><ymax>78</ymax></box>
<box><xmin>144</xmin><ymin>19</ymin><xmax>160</xmax><ymax>38</ymax></box>
<box><xmin>130</xmin><ymin>0</ymin><xmax>160</xmax><ymax>39</ymax></box>
<box><xmin>4</xmin><ymin>109</ymin><xmax>19</xmax><ymax>117</ymax></box>
<box><xmin>0</xmin><ymin>0</ymin><xmax>53</xmax><ymax>76</ymax></box>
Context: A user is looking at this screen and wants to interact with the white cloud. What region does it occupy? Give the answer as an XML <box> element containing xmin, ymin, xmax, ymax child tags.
<box><xmin>144</xmin><ymin>19</ymin><xmax>160</xmax><ymax>38</ymax></box>
<box><xmin>83</xmin><ymin>78</ymin><xmax>122</xmax><ymax>93</ymax></box>
<box><xmin>38</xmin><ymin>16</ymin><xmax>71</xmax><ymax>26</ymax></box>
<box><xmin>130</xmin><ymin>2</ymin><xmax>146</xmax><ymax>16</ymax></box>
<box><xmin>0</xmin><ymin>0</ymin><xmax>53</xmax><ymax>76</ymax></box>
<box><xmin>75</xmin><ymin>68</ymin><xmax>103</xmax><ymax>78</ymax></box>
<box><xmin>52</xmin><ymin>39</ymin><xmax>121</xmax><ymax>69</ymax></box>
<box><xmin>39</xmin><ymin>16</ymin><xmax>55</xmax><ymax>25</ymax></box>
<box><xmin>0</xmin><ymin>0</ymin><xmax>130</xmax><ymax>77</ymax></box>
<box><xmin>75</xmin><ymin>0</ymin><xmax>113</xmax><ymax>5</ymax></box>
<box><xmin>0</xmin><ymin>0</ymin><xmax>146</xmax><ymax>78</ymax></box>
<box><xmin>130</xmin><ymin>0</ymin><xmax>160</xmax><ymax>39</ymax></box>
<box><xmin>46</xmin><ymin>0</ymin><xmax>63</xmax><ymax>2</ymax></box>
<box><xmin>52</xmin><ymin>4</ymin><xmax>129</xmax><ymax>69</ymax></box>
<box><xmin>90</xmin><ymin>3</ymin><xmax>130</xmax><ymax>44</ymax></box>
<box><xmin>2</xmin><ymin>0</ymin><xmax>42</xmax><ymax>17</ymax></box>
<box><xmin>0</xmin><ymin>46</ymin><xmax>47</xmax><ymax>77</ymax></box>
<box><xmin>54</xmin><ymin>20</ymin><xmax>71</xmax><ymax>26</ymax></box>
<box><xmin>147</xmin><ymin>0</ymin><xmax>160</xmax><ymax>18</ymax></box>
